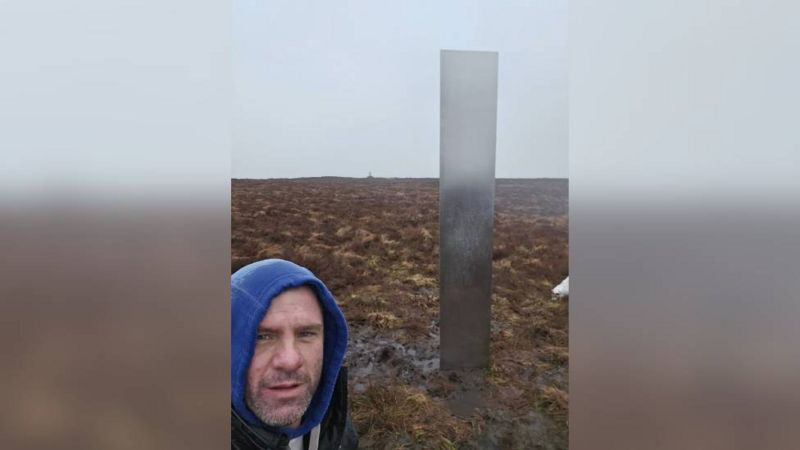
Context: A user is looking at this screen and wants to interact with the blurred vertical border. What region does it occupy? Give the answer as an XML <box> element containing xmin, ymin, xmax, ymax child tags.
<box><xmin>0</xmin><ymin>1</ymin><xmax>230</xmax><ymax>449</ymax></box>
<box><xmin>570</xmin><ymin>0</ymin><xmax>800</xmax><ymax>449</ymax></box>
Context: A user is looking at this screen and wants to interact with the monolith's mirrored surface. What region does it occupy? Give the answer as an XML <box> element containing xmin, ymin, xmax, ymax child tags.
<box><xmin>439</xmin><ymin>50</ymin><xmax>498</xmax><ymax>369</ymax></box>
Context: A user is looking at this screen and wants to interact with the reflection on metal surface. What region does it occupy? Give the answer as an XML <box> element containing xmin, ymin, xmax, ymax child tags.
<box><xmin>439</xmin><ymin>50</ymin><xmax>498</xmax><ymax>369</ymax></box>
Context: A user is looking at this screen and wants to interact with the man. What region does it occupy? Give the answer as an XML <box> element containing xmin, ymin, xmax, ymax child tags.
<box><xmin>231</xmin><ymin>259</ymin><xmax>359</xmax><ymax>450</ymax></box>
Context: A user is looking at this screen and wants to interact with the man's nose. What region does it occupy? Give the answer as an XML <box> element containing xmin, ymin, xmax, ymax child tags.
<box><xmin>272</xmin><ymin>339</ymin><xmax>303</xmax><ymax>371</ymax></box>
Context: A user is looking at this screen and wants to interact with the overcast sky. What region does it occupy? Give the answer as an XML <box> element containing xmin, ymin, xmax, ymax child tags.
<box><xmin>233</xmin><ymin>0</ymin><xmax>567</xmax><ymax>179</ymax></box>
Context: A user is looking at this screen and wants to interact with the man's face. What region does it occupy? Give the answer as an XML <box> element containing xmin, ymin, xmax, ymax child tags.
<box><xmin>246</xmin><ymin>286</ymin><xmax>324</xmax><ymax>428</ymax></box>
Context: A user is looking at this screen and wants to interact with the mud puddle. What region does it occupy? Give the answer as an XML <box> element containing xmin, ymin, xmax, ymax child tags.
<box><xmin>346</xmin><ymin>319</ymin><xmax>441</xmax><ymax>392</ymax></box>
<box><xmin>345</xmin><ymin>321</ymin><xmax>567</xmax><ymax>449</ymax></box>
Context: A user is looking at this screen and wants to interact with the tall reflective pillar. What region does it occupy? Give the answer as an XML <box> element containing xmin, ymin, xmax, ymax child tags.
<box><xmin>439</xmin><ymin>49</ymin><xmax>498</xmax><ymax>369</ymax></box>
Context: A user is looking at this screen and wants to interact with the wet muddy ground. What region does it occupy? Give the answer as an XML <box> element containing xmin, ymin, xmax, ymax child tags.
<box><xmin>347</xmin><ymin>319</ymin><xmax>567</xmax><ymax>449</ymax></box>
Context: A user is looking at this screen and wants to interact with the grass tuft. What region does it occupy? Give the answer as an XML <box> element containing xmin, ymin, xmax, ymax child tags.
<box><xmin>367</xmin><ymin>311</ymin><xmax>402</xmax><ymax>329</ymax></box>
<box><xmin>352</xmin><ymin>384</ymin><xmax>472</xmax><ymax>450</ymax></box>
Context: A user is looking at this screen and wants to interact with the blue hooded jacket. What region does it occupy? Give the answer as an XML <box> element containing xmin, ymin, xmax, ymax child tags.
<box><xmin>231</xmin><ymin>259</ymin><xmax>349</xmax><ymax>440</ymax></box>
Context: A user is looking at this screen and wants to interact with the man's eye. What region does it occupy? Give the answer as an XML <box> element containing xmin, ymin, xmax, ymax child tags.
<box><xmin>255</xmin><ymin>333</ymin><xmax>275</xmax><ymax>342</ymax></box>
<box><xmin>298</xmin><ymin>331</ymin><xmax>318</xmax><ymax>339</ymax></box>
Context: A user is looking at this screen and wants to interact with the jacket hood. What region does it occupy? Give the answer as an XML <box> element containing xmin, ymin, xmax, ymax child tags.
<box><xmin>231</xmin><ymin>259</ymin><xmax>348</xmax><ymax>439</ymax></box>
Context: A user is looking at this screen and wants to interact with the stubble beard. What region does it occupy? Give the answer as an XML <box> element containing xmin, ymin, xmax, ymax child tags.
<box><xmin>246</xmin><ymin>370</ymin><xmax>320</xmax><ymax>428</ymax></box>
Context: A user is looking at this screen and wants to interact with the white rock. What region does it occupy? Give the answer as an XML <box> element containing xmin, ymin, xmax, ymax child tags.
<box><xmin>552</xmin><ymin>277</ymin><xmax>569</xmax><ymax>298</ymax></box>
